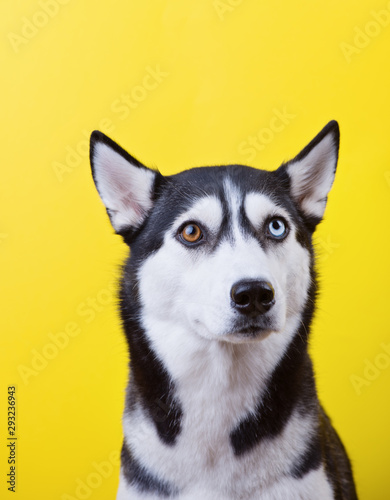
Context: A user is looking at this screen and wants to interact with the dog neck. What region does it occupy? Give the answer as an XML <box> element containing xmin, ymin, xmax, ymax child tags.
<box><xmin>123</xmin><ymin>306</ymin><xmax>315</xmax><ymax>450</ymax></box>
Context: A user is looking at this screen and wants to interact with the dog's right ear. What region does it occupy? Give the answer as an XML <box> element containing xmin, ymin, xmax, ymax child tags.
<box><xmin>278</xmin><ymin>121</ymin><xmax>340</xmax><ymax>227</ymax></box>
<box><xmin>90</xmin><ymin>131</ymin><xmax>161</xmax><ymax>236</ymax></box>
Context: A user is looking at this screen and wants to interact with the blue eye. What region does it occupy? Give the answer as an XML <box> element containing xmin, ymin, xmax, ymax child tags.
<box><xmin>268</xmin><ymin>218</ymin><xmax>287</xmax><ymax>239</ymax></box>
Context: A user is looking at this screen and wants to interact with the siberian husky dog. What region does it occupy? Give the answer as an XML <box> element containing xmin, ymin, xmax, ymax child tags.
<box><xmin>89</xmin><ymin>121</ymin><xmax>358</xmax><ymax>500</ymax></box>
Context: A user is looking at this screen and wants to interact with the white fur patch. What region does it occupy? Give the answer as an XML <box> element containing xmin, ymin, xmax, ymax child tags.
<box><xmin>171</xmin><ymin>195</ymin><xmax>223</xmax><ymax>236</ymax></box>
<box><xmin>92</xmin><ymin>141</ymin><xmax>156</xmax><ymax>232</ymax></box>
<box><xmin>287</xmin><ymin>132</ymin><xmax>337</xmax><ymax>219</ymax></box>
<box><xmin>223</xmin><ymin>178</ymin><xmax>242</xmax><ymax>242</ymax></box>
<box><xmin>244</xmin><ymin>192</ymin><xmax>291</xmax><ymax>230</ymax></box>
<box><xmin>253</xmin><ymin>467</ymin><xmax>334</xmax><ymax>500</ymax></box>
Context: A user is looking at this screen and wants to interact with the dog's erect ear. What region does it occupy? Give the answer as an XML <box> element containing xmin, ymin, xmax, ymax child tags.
<box><xmin>283</xmin><ymin>121</ymin><xmax>339</xmax><ymax>222</ymax></box>
<box><xmin>90</xmin><ymin>131</ymin><xmax>159</xmax><ymax>234</ymax></box>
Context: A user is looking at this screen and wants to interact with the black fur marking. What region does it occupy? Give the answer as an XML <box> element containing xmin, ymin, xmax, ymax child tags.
<box><xmin>238</xmin><ymin>203</ymin><xmax>256</xmax><ymax>240</ymax></box>
<box><xmin>230</xmin><ymin>278</ymin><xmax>318</xmax><ymax>456</ymax></box>
<box><xmin>230</xmin><ymin>333</ymin><xmax>316</xmax><ymax>456</ymax></box>
<box><xmin>290</xmin><ymin>433</ymin><xmax>322</xmax><ymax>479</ymax></box>
<box><xmin>121</xmin><ymin>441</ymin><xmax>178</xmax><ymax>497</ymax></box>
<box><xmin>320</xmin><ymin>409</ymin><xmax>358</xmax><ymax>500</ymax></box>
<box><xmin>121</xmin><ymin>275</ymin><xmax>183</xmax><ymax>446</ymax></box>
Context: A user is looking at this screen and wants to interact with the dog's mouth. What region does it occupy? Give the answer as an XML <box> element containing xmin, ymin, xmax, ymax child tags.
<box><xmin>225</xmin><ymin>320</ymin><xmax>275</xmax><ymax>342</ymax></box>
<box><xmin>236</xmin><ymin>325</ymin><xmax>265</xmax><ymax>335</ymax></box>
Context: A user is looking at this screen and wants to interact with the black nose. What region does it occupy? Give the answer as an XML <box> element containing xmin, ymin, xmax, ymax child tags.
<box><xmin>231</xmin><ymin>280</ymin><xmax>275</xmax><ymax>316</ymax></box>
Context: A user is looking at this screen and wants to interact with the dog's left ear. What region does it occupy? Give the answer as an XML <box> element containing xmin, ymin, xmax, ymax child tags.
<box><xmin>282</xmin><ymin>120</ymin><xmax>339</xmax><ymax>223</ymax></box>
<box><xmin>90</xmin><ymin>131</ymin><xmax>161</xmax><ymax>237</ymax></box>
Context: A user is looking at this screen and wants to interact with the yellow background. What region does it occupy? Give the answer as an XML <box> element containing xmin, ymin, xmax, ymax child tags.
<box><xmin>1</xmin><ymin>1</ymin><xmax>390</xmax><ymax>499</ymax></box>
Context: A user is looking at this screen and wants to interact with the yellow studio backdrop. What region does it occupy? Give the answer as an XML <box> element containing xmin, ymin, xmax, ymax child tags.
<box><xmin>1</xmin><ymin>0</ymin><xmax>389</xmax><ymax>498</ymax></box>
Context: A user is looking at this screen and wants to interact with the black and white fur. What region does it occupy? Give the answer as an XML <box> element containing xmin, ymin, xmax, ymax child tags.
<box><xmin>89</xmin><ymin>121</ymin><xmax>358</xmax><ymax>500</ymax></box>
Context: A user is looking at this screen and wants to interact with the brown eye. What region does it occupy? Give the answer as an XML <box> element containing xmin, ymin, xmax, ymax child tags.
<box><xmin>180</xmin><ymin>224</ymin><xmax>203</xmax><ymax>244</ymax></box>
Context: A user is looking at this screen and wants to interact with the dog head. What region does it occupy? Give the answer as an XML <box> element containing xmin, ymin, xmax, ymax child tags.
<box><xmin>90</xmin><ymin>121</ymin><xmax>339</xmax><ymax>345</ymax></box>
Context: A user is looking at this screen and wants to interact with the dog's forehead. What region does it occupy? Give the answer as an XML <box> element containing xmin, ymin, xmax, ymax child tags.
<box><xmin>170</xmin><ymin>164</ymin><xmax>266</xmax><ymax>195</ymax></box>
<box><xmin>167</xmin><ymin>166</ymin><xmax>290</xmax><ymax>226</ymax></box>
